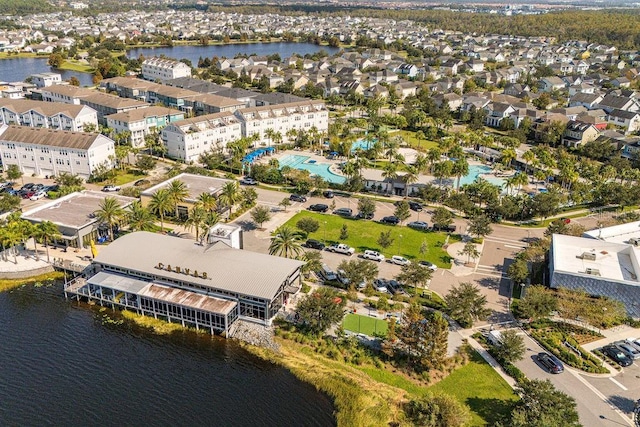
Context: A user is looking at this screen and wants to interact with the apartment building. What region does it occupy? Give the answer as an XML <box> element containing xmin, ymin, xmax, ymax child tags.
<box><xmin>0</xmin><ymin>124</ymin><xmax>115</xmax><ymax>179</ymax></box>
<box><xmin>105</xmin><ymin>106</ymin><xmax>185</xmax><ymax>148</ymax></box>
<box><xmin>0</xmin><ymin>98</ymin><xmax>98</xmax><ymax>131</ymax></box>
<box><xmin>30</xmin><ymin>72</ymin><xmax>62</xmax><ymax>88</ymax></box>
<box><xmin>141</xmin><ymin>57</ymin><xmax>192</xmax><ymax>81</ymax></box>
<box><xmin>161</xmin><ymin>112</ymin><xmax>242</xmax><ymax>162</ymax></box>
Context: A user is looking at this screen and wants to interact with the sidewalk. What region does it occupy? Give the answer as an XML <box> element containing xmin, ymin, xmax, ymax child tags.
<box><xmin>445</xmin><ymin>240</ymin><xmax>480</xmax><ymax>277</ymax></box>
<box><xmin>465</xmin><ymin>334</ymin><xmax>518</xmax><ymax>390</ymax></box>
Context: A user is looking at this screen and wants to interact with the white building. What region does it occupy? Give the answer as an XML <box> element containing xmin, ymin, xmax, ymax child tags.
<box><xmin>0</xmin><ymin>99</ymin><xmax>98</xmax><ymax>131</ymax></box>
<box><xmin>105</xmin><ymin>105</ymin><xmax>185</xmax><ymax>148</ymax></box>
<box><xmin>0</xmin><ymin>124</ymin><xmax>115</xmax><ymax>179</ymax></box>
<box><xmin>161</xmin><ymin>112</ymin><xmax>242</xmax><ymax>162</ymax></box>
<box><xmin>233</xmin><ymin>100</ymin><xmax>328</xmax><ymax>144</ymax></box>
<box><xmin>30</xmin><ymin>72</ymin><xmax>62</xmax><ymax>88</ymax></box>
<box><xmin>142</xmin><ymin>57</ymin><xmax>192</xmax><ymax>82</ymax></box>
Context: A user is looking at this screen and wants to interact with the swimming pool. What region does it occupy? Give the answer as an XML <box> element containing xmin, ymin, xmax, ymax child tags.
<box><xmin>278</xmin><ymin>154</ymin><xmax>346</xmax><ymax>184</ymax></box>
<box><xmin>458</xmin><ymin>164</ymin><xmax>505</xmax><ymax>188</ymax></box>
<box><xmin>351</xmin><ymin>138</ymin><xmax>377</xmax><ymax>152</ymax></box>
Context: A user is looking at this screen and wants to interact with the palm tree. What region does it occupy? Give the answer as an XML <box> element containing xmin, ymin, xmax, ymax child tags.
<box><xmin>501</xmin><ymin>148</ymin><xmax>517</xmax><ymax>169</ymax></box>
<box><xmin>264</xmin><ymin>128</ymin><xmax>275</xmax><ymax>147</ymax></box>
<box><xmin>148</xmin><ymin>188</ymin><xmax>173</xmax><ymax>232</ymax></box>
<box><xmin>201</xmin><ymin>211</ymin><xmax>220</xmax><ymax>243</ymax></box>
<box><xmin>403</xmin><ymin>165</ymin><xmax>419</xmax><ymax>197</ymax></box>
<box><xmin>452</xmin><ymin>157</ymin><xmax>470</xmax><ymax>191</ymax></box>
<box><xmin>185</xmin><ymin>203</ymin><xmax>207</xmax><ymax>243</ymax></box>
<box><xmin>269</xmin><ymin>226</ymin><xmax>304</xmax><ymax>258</ymax></box>
<box><xmin>127</xmin><ymin>201</ymin><xmax>156</xmax><ymax>232</ymax></box>
<box><xmin>219</xmin><ymin>181</ymin><xmax>240</xmax><ymax>215</ymax></box>
<box><xmin>35</xmin><ymin>221</ymin><xmax>61</xmax><ymax>263</ymax></box>
<box><xmin>198</xmin><ymin>192</ymin><xmax>217</xmax><ymax>212</ymax></box>
<box><xmin>95</xmin><ymin>197</ymin><xmax>126</xmax><ymax>241</ymax></box>
<box><xmin>522</xmin><ymin>150</ymin><xmax>535</xmax><ymax>176</ymax></box>
<box><xmin>166</xmin><ymin>179</ymin><xmax>189</xmax><ymax>218</ymax></box>
<box><xmin>272</xmin><ymin>131</ymin><xmax>283</xmax><ymax>147</ymax></box>
<box><xmin>426</xmin><ymin>147</ymin><xmax>441</xmax><ymax>174</ymax></box>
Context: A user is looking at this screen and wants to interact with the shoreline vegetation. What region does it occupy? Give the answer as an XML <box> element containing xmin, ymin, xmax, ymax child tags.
<box><xmin>0</xmin><ymin>271</ymin><xmax>64</xmax><ymax>293</ymax></box>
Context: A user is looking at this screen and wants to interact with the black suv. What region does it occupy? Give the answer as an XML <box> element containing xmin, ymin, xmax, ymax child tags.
<box><xmin>323</xmin><ymin>190</ymin><xmax>334</xmax><ymax>198</ymax></box>
<box><xmin>290</xmin><ymin>194</ymin><xmax>307</xmax><ymax>202</ymax></box>
<box><xmin>304</xmin><ymin>239</ymin><xmax>325</xmax><ymax>250</ymax></box>
<box><xmin>356</xmin><ymin>211</ymin><xmax>374</xmax><ymax>220</ymax></box>
<box><xmin>380</xmin><ymin>216</ymin><xmax>400</xmax><ymax>225</ymax></box>
<box><xmin>536</xmin><ymin>352</ymin><xmax>564</xmax><ymax>374</ymax></box>
<box><xmin>308</xmin><ymin>204</ymin><xmax>329</xmax><ymax>212</ymax></box>
<box><xmin>602</xmin><ymin>345</ymin><xmax>633</xmax><ymax>367</ymax></box>
<box><xmin>333</xmin><ymin>207</ymin><xmax>352</xmax><ymax>217</ymax></box>
<box><xmin>409</xmin><ymin>201</ymin><xmax>423</xmax><ymax>212</ymax></box>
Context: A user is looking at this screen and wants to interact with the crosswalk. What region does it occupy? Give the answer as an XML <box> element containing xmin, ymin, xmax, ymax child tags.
<box><xmin>475</xmin><ymin>263</ymin><xmax>505</xmax><ymax>278</ymax></box>
<box><xmin>484</xmin><ymin>235</ymin><xmax>528</xmax><ymax>250</ymax></box>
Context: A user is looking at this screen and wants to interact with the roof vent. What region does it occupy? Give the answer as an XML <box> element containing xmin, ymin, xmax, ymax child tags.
<box><xmin>585</xmin><ymin>268</ymin><xmax>601</xmax><ymax>276</ymax></box>
<box><xmin>580</xmin><ymin>252</ymin><xmax>596</xmax><ymax>261</ymax></box>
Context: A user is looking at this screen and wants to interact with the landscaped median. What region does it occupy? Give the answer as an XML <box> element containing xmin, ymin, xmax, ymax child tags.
<box><xmin>524</xmin><ymin>319</ymin><xmax>609</xmax><ymax>374</ymax></box>
<box><xmin>282</xmin><ymin>211</ymin><xmax>459</xmax><ymax>268</ymax></box>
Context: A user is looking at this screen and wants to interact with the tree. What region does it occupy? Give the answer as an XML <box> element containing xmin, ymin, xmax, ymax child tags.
<box><xmin>68</xmin><ymin>76</ymin><xmax>80</xmax><ymax>86</ymax></box>
<box><xmin>127</xmin><ymin>200</ymin><xmax>156</xmax><ymax>232</ymax></box>
<box><xmin>517</xmin><ymin>285</ymin><xmax>558</xmax><ymax>320</ymax></box>
<box><xmin>337</xmin><ymin>259</ymin><xmax>379</xmax><ymax>290</ymax></box>
<box><xmin>34</xmin><ymin>220</ymin><xmax>60</xmax><ymax>263</ymax></box>
<box><xmin>279</xmin><ymin>197</ymin><xmax>291</xmax><ymax>212</ymax></box>
<box><xmin>219</xmin><ymin>181</ymin><xmax>240</xmax><ymax>215</ymax></box>
<box><xmin>405</xmin><ymin>393</ymin><xmax>471</xmax><ymax>427</ymax></box>
<box><xmin>357</xmin><ymin>197</ymin><xmax>376</xmax><ymax>218</ymax></box>
<box><xmin>48</xmin><ymin>52</ymin><xmax>64</xmax><ymax>68</ymax></box>
<box><xmin>148</xmin><ymin>188</ymin><xmax>172</xmax><ymax>232</ymax></box>
<box><xmin>250</xmin><ymin>205</ymin><xmax>272</xmax><ymax>228</ymax></box>
<box><xmin>166</xmin><ymin>179</ymin><xmax>189</xmax><ymax>218</ymax></box>
<box><xmin>467</xmin><ymin>214</ymin><xmax>493</xmax><ymax>240</ymax></box>
<box><xmin>296</xmin><ymin>217</ymin><xmax>320</xmax><ymax>235</ymax></box>
<box><xmin>495</xmin><ymin>329</ymin><xmax>526</xmax><ymax>363</ymax></box>
<box><xmin>458</xmin><ymin>241</ymin><xmax>480</xmax><ymax>264</ymax></box>
<box><xmin>269</xmin><ymin>226</ymin><xmax>304</xmax><ymax>258</ymax></box>
<box><xmin>377</xmin><ymin>230</ymin><xmax>395</xmax><ymax>249</ymax></box>
<box><xmin>136</xmin><ymin>154</ymin><xmax>156</xmax><ymax>173</ymax></box>
<box><xmin>445</xmin><ymin>282</ymin><xmax>491</xmax><ymax>327</ymax></box>
<box><xmin>6</xmin><ymin>164</ymin><xmax>23</xmax><ymax>184</ymax></box>
<box><xmin>300</xmin><ymin>249</ymin><xmax>323</xmax><ymax>278</ymax></box>
<box><xmin>396</xmin><ymin>306</ymin><xmax>449</xmax><ymax>371</ymax></box>
<box><xmin>510</xmin><ymin>379</ymin><xmax>580</xmax><ymax>427</ymax></box>
<box><xmin>394</xmin><ymin>201</ymin><xmax>411</xmax><ymax>224</ymax></box>
<box><xmin>431</xmin><ymin>207</ymin><xmax>453</xmax><ymax>230</ymax></box>
<box><xmin>396</xmin><ymin>262</ymin><xmax>433</xmax><ymax>295</ymax></box>
<box><xmin>339</xmin><ymin>223</ymin><xmax>349</xmax><ymax>240</ymax></box>
<box><xmin>95</xmin><ymin>196</ymin><xmax>125</xmax><ymax>241</ymax></box>
<box><xmin>506</xmin><ymin>257</ymin><xmax>529</xmax><ymax>285</ymax></box>
<box><xmin>184</xmin><ymin>203</ymin><xmax>207</xmax><ymax>242</ymax></box>
<box><xmin>296</xmin><ymin>287</ymin><xmax>346</xmax><ymax>335</ymax></box>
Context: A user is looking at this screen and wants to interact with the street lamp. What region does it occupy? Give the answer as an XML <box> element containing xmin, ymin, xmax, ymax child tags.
<box><xmin>324</xmin><ymin>221</ymin><xmax>327</xmax><ymax>243</ymax></box>
<box><xmin>398</xmin><ymin>234</ymin><xmax>403</xmax><ymax>255</ymax></box>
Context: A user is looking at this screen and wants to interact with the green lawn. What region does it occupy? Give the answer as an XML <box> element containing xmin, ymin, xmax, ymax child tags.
<box><xmin>94</xmin><ymin>169</ymin><xmax>146</xmax><ymax>186</ymax></box>
<box><xmin>59</xmin><ymin>60</ymin><xmax>93</xmax><ymax>73</ymax></box>
<box><xmin>343</xmin><ymin>313</ymin><xmax>388</xmax><ymax>336</ymax></box>
<box><xmin>429</xmin><ymin>351</ymin><xmax>518</xmax><ymax>426</ymax></box>
<box><xmin>393</xmin><ymin>130</ymin><xmax>439</xmax><ymax>151</ymax></box>
<box><xmin>284</xmin><ymin>211</ymin><xmax>457</xmax><ymax>267</ymax></box>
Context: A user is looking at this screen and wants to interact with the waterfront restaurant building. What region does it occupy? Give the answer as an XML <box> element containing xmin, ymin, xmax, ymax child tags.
<box><xmin>68</xmin><ymin>231</ymin><xmax>304</xmax><ymax>334</ymax></box>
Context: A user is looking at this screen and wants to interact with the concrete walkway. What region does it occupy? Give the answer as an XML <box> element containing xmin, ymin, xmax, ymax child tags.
<box><xmin>465</xmin><ymin>334</ymin><xmax>518</xmax><ymax>390</ymax></box>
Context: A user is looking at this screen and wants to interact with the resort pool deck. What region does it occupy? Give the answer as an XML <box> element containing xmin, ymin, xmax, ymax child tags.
<box><xmin>278</xmin><ymin>154</ymin><xmax>346</xmax><ymax>184</ymax></box>
<box><xmin>351</xmin><ymin>138</ymin><xmax>376</xmax><ymax>152</ymax></box>
<box><xmin>459</xmin><ymin>164</ymin><xmax>506</xmax><ymax>188</ymax></box>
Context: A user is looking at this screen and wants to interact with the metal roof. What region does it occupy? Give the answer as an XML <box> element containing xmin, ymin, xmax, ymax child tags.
<box><xmin>138</xmin><ymin>283</ymin><xmax>237</xmax><ymax>315</ymax></box>
<box><xmin>87</xmin><ymin>270</ymin><xmax>148</xmax><ymax>294</ymax></box>
<box><xmin>93</xmin><ymin>231</ymin><xmax>304</xmax><ymax>300</ymax></box>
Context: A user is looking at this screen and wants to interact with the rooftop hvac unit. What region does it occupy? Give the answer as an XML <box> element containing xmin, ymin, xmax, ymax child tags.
<box><xmin>581</xmin><ymin>252</ymin><xmax>596</xmax><ymax>261</ymax></box>
<box><xmin>628</xmin><ymin>237</ymin><xmax>640</xmax><ymax>247</ymax></box>
<box><xmin>585</xmin><ymin>268</ymin><xmax>601</xmax><ymax>276</ymax></box>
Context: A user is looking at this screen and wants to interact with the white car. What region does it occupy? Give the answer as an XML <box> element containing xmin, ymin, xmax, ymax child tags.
<box><xmin>29</xmin><ymin>190</ymin><xmax>46</xmax><ymax>201</ymax></box>
<box><xmin>391</xmin><ymin>255</ymin><xmax>410</xmax><ymax>266</ymax></box>
<box><xmin>102</xmin><ymin>185</ymin><xmax>120</xmax><ymax>192</ymax></box>
<box><xmin>419</xmin><ymin>261</ymin><xmax>438</xmax><ymax>271</ymax></box>
<box><xmin>362</xmin><ymin>250</ymin><xmax>385</xmax><ymax>262</ymax></box>
<box><xmin>240</xmin><ymin>177</ymin><xmax>258</xmax><ymax>185</ymax></box>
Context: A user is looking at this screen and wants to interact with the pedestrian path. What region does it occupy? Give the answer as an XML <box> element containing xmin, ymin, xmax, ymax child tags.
<box><xmin>464</xmin><ymin>335</ymin><xmax>517</xmax><ymax>390</ymax></box>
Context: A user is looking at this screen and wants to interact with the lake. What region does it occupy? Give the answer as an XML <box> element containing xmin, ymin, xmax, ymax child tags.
<box><xmin>0</xmin><ymin>282</ymin><xmax>335</xmax><ymax>426</ymax></box>
<box><xmin>0</xmin><ymin>42</ymin><xmax>339</xmax><ymax>86</ymax></box>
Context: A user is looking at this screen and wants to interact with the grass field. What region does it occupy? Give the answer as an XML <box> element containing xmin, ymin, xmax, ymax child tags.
<box><xmin>343</xmin><ymin>313</ymin><xmax>388</xmax><ymax>336</ymax></box>
<box><xmin>283</xmin><ymin>211</ymin><xmax>458</xmax><ymax>267</ymax></box>
<box><xmin>393</xmin><ymin>130</ymin><xmax>439</xmax><ymax>151</ymax></box>
<box><xmin>429</xmin><ymin>351</ymin><xmax>518</xmax><ymax>426</ymax></box>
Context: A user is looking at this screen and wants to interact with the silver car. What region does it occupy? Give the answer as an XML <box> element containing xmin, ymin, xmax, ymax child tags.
<box><xmin>616</xmin><ymin>342</ymin><xmax>640</xmax><ymax>360</ymax></box>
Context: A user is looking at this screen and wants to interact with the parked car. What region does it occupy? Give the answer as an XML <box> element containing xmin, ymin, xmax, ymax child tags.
<box><xmin>326</xmin><ymin>243</ymin><xmax>355</xmax><ymax>255</ymax></box>
<box><xmin>373</xmin><ymin>279</ymin><xmax>389</xmax><ymax>293</ymax></box>
<box><xmin>409</xmin><ymin>201</ymin><xmax>423</xmax><ymax>212</ymax></box>
<box><xmin>304</xmin><ymin>239</ymin><xmax>325</xmax><ymax>250</ymax></box>
<box><xmin>626</xmin><ymin>338</ymin><xmax>640</xmax><ymax>351</ymax></box>
<box><xmin>323</xmin><ymin>190</ymin><xmax>334</xmax><ymax>198</ymax></box>
<box><xmin>102</xmin><ymin>185</ymin><xmax>121</xmax><ymax>192</ymax></box>
<box><xmin>308</xmin><ymin>204</ymin><xmax>329</xmax><ymax>212</ymax></box>
<box><xmin>318</xmin><ymin>264</ymin><xmax>337</xmax><ymax>281</ymax></box>
<box><xmin>391</xmin><ymin>255</ymin><xmax>410</xmax><ymax>266</ymax></box>
<box><xmin>408</xmin><ymin>221</ymin><xmax>429</xmax><ymax>230</ymax></box>
<box><xmin>432</xmin><ymin>224</ymin><xmax>457</xmax><ymax>232</ymax></box>
<box><xmin>616</xmin><ymin>342</ymin><xmax>640</xmax><ymax>360</ymax></box>
<box><xmin>240</xmin><ymin>176</ymin><xmax>258</xmax><ymax>185</ymax></box>
<box><xmin>22</xmin><ymin>191</ymin><xmax>35</xmax><ymax>199</ymax></box>
<box><xmin>380</xmin><ymin>216</ymin><xmax>400</xmax><ymax>225</ymax></box>
<box><xmin>134</xmin><ymin>179</ymin><xmax>150</xmax><ymax>187</ymax></box>
<box><xmin>601</xmin><ymin>345</ymin><xmax>633</xmax><ymax>367</ymax></box>
<box><xmin>356</xmin><ymin>211</ymin><xmax>374</xmax><ymax>220</ymax></box>
<box><xmin>419</xmin><ymin>261</ymin><xmax>438</xmax><ymax>271</ymax></box>
<box><xmin>536</xmin><ymin>352</ymin><xmax>564</xmax><ymax>374</ymax></box>
<box><xmin>333</xmin><ymin>207</ymin><xmax>352</xmax><ymax>217</ymax></box>
<box><xmin>29</xmin><ymin>190</ymin><xmax>47</xmax><ymax>201</ymax></box>
<box><xmin>290</xmin><ymin>194</ymin><xmax>307</xmax><ymax>202</ymax></box>
<box><xmin>362</xmin><ymin>250</ymin><xmax>385</xmax><ymax>262</ymax></box>
<box><xmin>336</xmin><ymin>269</ymin><xmax>350</xmax><ymax>286</ymax></box>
